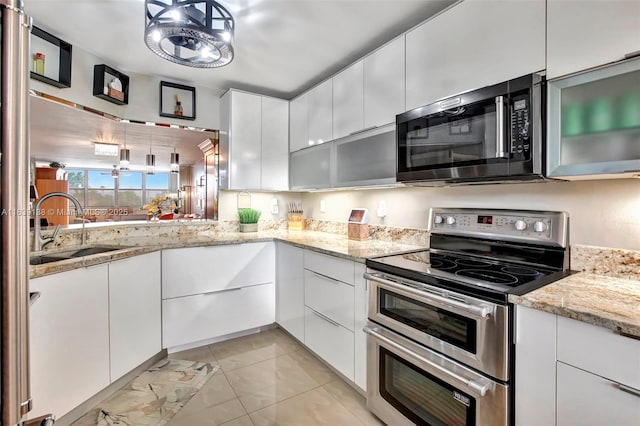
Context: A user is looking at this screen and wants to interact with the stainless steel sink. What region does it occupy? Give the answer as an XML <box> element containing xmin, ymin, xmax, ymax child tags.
<box><xmin>30</xmin><ymin>246</ymin><xmax>128</xmax><ymax>266</ymax></box>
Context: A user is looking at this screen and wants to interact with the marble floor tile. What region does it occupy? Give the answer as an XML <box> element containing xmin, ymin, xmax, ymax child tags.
<box><xmin>170</xmin><ymin>372</ymin><xmax>238</xmax><ymax>414</ymax></box>
<box><xmin>249</xmin><ymin>387</ymin><xmax>367</xmax><ymax>426</ymax></box>
<box><xmin>210</xmin><ymin>328</ymin><xmax>302</xmax><ymax>372</ymax></box>
<box><xmin>219</xmin><ymin>415</ymin><xmax>255</xmax><ymax>426</ymax></box>
<box><xmin>286</xmin><ymin>348</ymin><xmax>339</xmax><ymax>386</ymax></box>
<box><xmin>224</xmin><ymin>353</ymin><xmax>322</xmax><ymax>412</ymax></box>
<box><xmin>323</xmin><ymin>380</ymin><xmax>384</xmax><ymax>425</ymax></box>
<box><xmin>168</xmin><ymin>397</ymin><xmax>247</xmax><ymax>426</ymax></box>
<box><xmin>169</xmin><ymin>344</ymin><xmax>218</xmax><ymax>364</ymax></box>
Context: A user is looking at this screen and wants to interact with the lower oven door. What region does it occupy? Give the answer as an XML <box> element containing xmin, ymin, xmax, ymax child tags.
<box><xmin>364</xmin><ymin>323</ymin><xmax>509</xmax><ymax>426</ymax></box>
<box><xmin>365</xmin><ymin>271</ymin><xmax>509</xmax><ymax>381</ymax></box>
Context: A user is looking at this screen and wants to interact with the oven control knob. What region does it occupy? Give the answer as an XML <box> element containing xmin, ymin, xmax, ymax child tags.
<box><xmin>534</xmin><ymin>221</ymin><xmax>548</xmax><ymax>233</ymax></box>
<box><xmin>515</xmin><ymin>220</ymin><xmax>527</xmax><ymax>231</ymax></box>
<box><xmin>446</xmin><ymin>216</ymin><xmax>456</xmax><ymax>225</ymax></box>
<box><xmin>434</xmin><ymin>215</ymin><xmax>444</xmax><ymax>225</ymax></box>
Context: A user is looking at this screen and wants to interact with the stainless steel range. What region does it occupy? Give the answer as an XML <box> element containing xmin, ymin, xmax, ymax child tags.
<box><xmin>364</xmin><ymin>208</ymin><xmax>571</xmax><ymax>426</ymax></box>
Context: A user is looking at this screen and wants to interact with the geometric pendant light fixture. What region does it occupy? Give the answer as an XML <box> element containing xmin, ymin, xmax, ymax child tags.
<box><xmin>170</xmin><ymin>148</ymin><xmax>180</xmax><ymax>174</ymax></box>
<box><xmin>144</xmin><ymin>0</ymin><xmax>235</xmax><ymax>68</ymax></box>
<box><xmin>146</xmin><ymin>129</ymin><xmax>156</xmax><ymax>175</ymax></box>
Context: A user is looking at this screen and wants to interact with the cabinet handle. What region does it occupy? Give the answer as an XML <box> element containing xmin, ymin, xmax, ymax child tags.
<box><xmin>307</xmin><ymin>269</ymin><xmax>341</xmax><ymax>284</ymax></box>
<box><xmin>617</xmin><ymin>383</ymin><xmax>640</xmax><ymax>398</ymax></box>
<box><xmin>311</xmin><ymin>309</ymin><xmax>340</xmax><ymax>327</ymax></box>
<box><xmin>29</xmin><ymin>292</ymin><xmax>41</xmax><ymax>305</ymax></box>
<box><xmin>348</xmin><ymin>125</ymin><xmax>377</xmax><ymax>136</ymax></box>
<box><xmin>202</xmin><ymin>287</ymin><xmax>242</xmax><ymax>296</ymax></box>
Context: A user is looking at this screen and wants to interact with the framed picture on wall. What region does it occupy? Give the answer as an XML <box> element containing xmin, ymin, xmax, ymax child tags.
<box><xmin>160</xmin><ymin>81</ymin><xmax>196</xmax><ymax>120</ymax></box>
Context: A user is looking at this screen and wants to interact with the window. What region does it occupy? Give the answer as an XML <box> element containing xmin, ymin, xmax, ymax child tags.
<box><xmin>65</xmin><ymin>168</ymin><xmax>171</xmax><ymax>210</ymax></box>
<box><xmin>145</xmin><ymin>172</ymin><xmax>170</xmax><ymax>203</ymax></box>
<box><xmin>87</xmin><ymin>170</ymin><xmax>115</xmax><ymax>207</ymax></box>
<box><xmin>119</xmin><ymin>171</ymin><xmax>143</xmax><ymax>207</ymax></box>
<box><xmin>66</xmin><ymin>169</ymin><xmax>85</xmax><ymax>205</ymax></box>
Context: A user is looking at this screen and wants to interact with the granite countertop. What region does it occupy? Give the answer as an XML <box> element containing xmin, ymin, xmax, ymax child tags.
<box><xmin>29</xmin><ymin>230</ymin><xmax>425</xmax><ymax>279</ymax></box>
<box><xmin>509</xmin><ymin>273</ymin><xmax>640</xmax><ymax>339</ymax></box>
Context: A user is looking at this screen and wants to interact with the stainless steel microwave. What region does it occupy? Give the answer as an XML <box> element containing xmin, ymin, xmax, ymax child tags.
<box><xmin>396</xmin><ymin>74</ymin><xmax>545</xmax><ymax>185</ymax></box>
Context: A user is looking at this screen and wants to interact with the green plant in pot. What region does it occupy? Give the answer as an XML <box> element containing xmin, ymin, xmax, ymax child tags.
<box><xmin>238</xmin><ymin>208</ymin><xmax>261</xmax><ymax>232</ymax></box>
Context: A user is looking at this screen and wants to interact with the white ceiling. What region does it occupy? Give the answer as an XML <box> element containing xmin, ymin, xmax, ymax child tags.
<box><xmin>30</xmin><ymin>96</ymin><xmax>214</xmax><ymax>170</ymax></box>
<box><xmin>24</xmin><ymin>0</ymin><xmax>455</xmax><ymax>99</ymax></box>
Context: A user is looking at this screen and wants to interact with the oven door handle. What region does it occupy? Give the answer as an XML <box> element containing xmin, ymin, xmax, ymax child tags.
<box><xmin>364</xmin><ymin>326</ymin><xmax>491</xmax><ymax>397</ymax></box>
<box><xmin>363</xmin><ymin>272</ymin><xmax>492</xmax><ymax>319</ymax></box>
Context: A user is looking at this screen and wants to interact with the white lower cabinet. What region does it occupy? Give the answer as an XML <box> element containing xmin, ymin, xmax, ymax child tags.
<box><xmin>275</xmin><ymin>243</ymin><xmax>305</xmax><ymax>342</ymax></box>
<box><xmin>304</xmin><ymin>269</ymin><xmax>354</xmax><ymax>331</ymax></box>
<box><xmin>557</xmin><ymin>362</ymin><xmax>640</xmax><ymax>426</ymax></box>
<box><xmin>304</xmin><ymin>306</ymin><xmax>355</xmax><ymax>381</ymax></box>
<box><xmin>515</xmin><ymin>305</ymin><xmax>640</xmax><ymax>426</ymax></box>
<box><xmin>163</xmin><ymin>283</ymin><xmax>275</xmax><ymax>348</ymax></box>
<box><xmin>353</xmin><ymin>263</ymin><xmax>368</xmax><ymax>391</ymax></box>
<box><xmin>29</xmin><ymin>265</ymin><xmax>110</xmax><ymax>419</ymax></box>
<box><xmin>109</xmin><ymin>252</ymin><xmax>162</xmax><ymax>381</ymax></box>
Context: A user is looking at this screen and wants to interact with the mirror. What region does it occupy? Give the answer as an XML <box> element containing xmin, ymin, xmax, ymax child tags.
<box><xmin>29</xmin><ymin>93</ymin><xmax>219</xmax><ymax>220</ymax></box>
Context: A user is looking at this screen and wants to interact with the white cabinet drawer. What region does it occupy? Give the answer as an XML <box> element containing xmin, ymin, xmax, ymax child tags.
<box><xmin>162</xmin><ymin>242</ymin><xmax>275</xmax><ymax>299</ymax></box>
<box><xmin>303</xmin><ymin>250</ymin><xmax>354</xmax><ymax>285</ymax></box>
<box><xmin>304</xmin><ymin>269</ymin><xmax>354</xmax><ymax>331</ymax></box>
<box><xmin>304</xmin><ymin>306</ymin><xmax>354</xmax><ymax>381</ymax></box>
<box><xmin>557</xmin><ymin>315</ymin><xmax>640</xmax><ymax>389</ymax></box>
<box><xmin>162</xmin><ymin>282</ymin><xmax>275</xmax><ymax>348</ymax></box>
<box><xmin>557</xmin><ymin>362</ymin><xmax>640</xmax><ymax>426</ymax></box>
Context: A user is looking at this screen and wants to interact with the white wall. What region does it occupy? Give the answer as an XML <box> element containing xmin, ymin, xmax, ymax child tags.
<box><xmin>301</xmin><ymin>179</ymin><xmax>640</xmax><ymax>250</ymax></box>
<box><xmin>29</xmin><ymin>43</ymin><xmax>222</xmax><ymax>130</ymax></box>
<box><xmin>218</xmin><ymin>190</ymin><xmax>303</xmax><ymax>223</ymax></box>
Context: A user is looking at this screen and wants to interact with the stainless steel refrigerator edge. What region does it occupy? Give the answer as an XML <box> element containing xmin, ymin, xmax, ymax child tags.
<box><xmin>1</xmin><ymin>0</ymin><xmax>33</xmax><ymax>424</ymax></box>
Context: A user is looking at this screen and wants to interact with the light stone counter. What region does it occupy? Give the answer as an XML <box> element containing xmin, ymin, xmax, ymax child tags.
<box><xmin>510</xmin><ymin>244</ymin><xmax>640</xmax><ymax>338</ymax></box>
<box><xmin>29</xmin><ymin>229</ymin><xmax>425</xmax><ymax>279</ymax></box>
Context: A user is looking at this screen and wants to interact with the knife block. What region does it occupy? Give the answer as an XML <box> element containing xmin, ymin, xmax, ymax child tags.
<box><xmin>348</xmin><ymin>223</ymin><xmax>369</xmax><ymax>241</ymax></box>
<box><xmin>288</xmin><ymin>213</ymin><xmax>305</xmax><ymax>231</ymax></box>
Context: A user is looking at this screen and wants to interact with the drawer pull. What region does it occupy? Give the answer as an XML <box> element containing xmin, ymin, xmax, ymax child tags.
<box><xmin>311</xmin><ymin>309</ymin><xmax>340</xmax><ymax>327</ymax></box>
<box><xmin>617</xmin><ymin>383</ymin><xmax>640</xmax><ymax>398</ymax></box>
<box><xmin>29</xmin><ymin>292</ymin><xmax>41</xmax><ymax>305</ymax></box>
<box><xmin>615</xmin><ymin>327</ymin><xmax>640</xmax><ymax>341</ymax></box>
<box><xmin>203</xmin><ymin>287</ymin><xmax>242</xmax><ymax>296</ymax></box>
<box><xmin>307</xmin><ymin>269</ymin><xmax>342</xmax><ymax>284</ymax></box>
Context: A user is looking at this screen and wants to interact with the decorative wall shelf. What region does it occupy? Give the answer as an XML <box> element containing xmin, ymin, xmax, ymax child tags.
<box><xmin>30</xmin><ymin>26</ymin><xmax>72</xmax><ymax>88</ymax></box>
<box><xmin>93</xmin><ymin>64</ymin><xmax>130</xmax><ymax>105</ymax></box>
<box><xmin>160</xmin><ymin>81</ymin><xmax>196</xmax><ymax>120</ymax></box>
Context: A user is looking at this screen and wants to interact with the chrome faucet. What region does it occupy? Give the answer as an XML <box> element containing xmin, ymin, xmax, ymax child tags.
<box><xmin>33</xmin><ymin>192</ymin><xmax>86</xmax><ymax>251</ymax></box>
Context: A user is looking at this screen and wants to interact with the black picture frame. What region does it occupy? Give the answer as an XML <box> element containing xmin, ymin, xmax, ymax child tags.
<box><xmin>30</xmin><ymin>26</ymin><xmax>72</xmax><ymax>88</ymax></box>
<box><xmin>93</xmin><ymin>64</ymin><xmax>130</xmax><ymax>105</ymax></box>
<box><xmin>160</xmin><ymin>81</ymin><xmax>196</xmax><ymax>120</ymax></box>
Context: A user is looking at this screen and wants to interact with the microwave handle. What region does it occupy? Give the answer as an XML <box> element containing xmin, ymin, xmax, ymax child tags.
<box><xmin>495</xmin><ymin>95</ymin><xmax>507</xmax><ymax>159</ymax></box>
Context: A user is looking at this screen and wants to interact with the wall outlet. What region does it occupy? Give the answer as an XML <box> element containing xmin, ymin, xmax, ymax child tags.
<box><xmin>377</xmin><ymin>200</ymin><xmax>387</xmax><ymax>218</ymax></box>
<box><xmin>320</xmin><ymin>199</ymin><xmax>326</xmax><ymax>213</ymax></box>
<box><xmin>271</xmin><ymin>198</ymin><xmax>279</xmax><ymax>215</ymax></box>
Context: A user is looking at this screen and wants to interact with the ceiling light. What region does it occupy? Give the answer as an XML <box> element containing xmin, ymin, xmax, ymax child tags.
<box><xmin>146</xmin><ymin>154</ymin><xmax>156</xmax><ymax>175</ymax></box>
<box><xmin>119</xmin><ymin>148</ymin><xmax>130</xmax><ymax>167</ymax></box>
<box><xmin>170</xmin><ymin>150</ymin><xmax>180</xmax><ymax>174</ymax></box>
<box><xmin>144</xmin><ymin>0</ymin><xmax>235</xmax><ymax>68</ymax></box>
<box><xmin>94</xmin><ymin>142</ymin><xmax>119</xmax><ymax>156</ymax></box>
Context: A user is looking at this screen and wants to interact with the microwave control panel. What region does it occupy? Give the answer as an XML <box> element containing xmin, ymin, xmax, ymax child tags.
<box><xmin>510</xmin><ymin>95</ymin><xmax>530</xmax><ymax>159</ymax></box>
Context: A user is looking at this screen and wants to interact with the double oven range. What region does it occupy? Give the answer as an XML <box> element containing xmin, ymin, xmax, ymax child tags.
<box><xmin>364</xmin><ymin>208</ymin><xmax>571</xmax><ymax>426</ymax></box>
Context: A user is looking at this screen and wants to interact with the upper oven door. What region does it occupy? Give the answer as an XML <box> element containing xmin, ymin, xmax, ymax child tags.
<box><xmin>396</xmin><ymin>74</ymin><xmax>540</xmax><ymax>183</ymax></box>
<box><xmin>365</xmin><ymin>271</ymin><xmax>510</xmax><ymax>381</ymax></box>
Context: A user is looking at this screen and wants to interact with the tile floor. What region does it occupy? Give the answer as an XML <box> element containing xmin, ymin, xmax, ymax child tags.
<box><xmin>166</xmin><ymin>327</ymin><xmax>384</xmax><ymax>426</ymax></box>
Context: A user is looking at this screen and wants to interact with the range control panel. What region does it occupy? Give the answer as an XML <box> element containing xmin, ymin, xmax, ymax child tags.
<box><xmin>429</xmin><ymin>208</ymin><xmax>568</xmax><ymax>247</ymax></box>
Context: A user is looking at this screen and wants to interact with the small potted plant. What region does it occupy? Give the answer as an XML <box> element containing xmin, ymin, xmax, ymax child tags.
<box><xmin>49</xmin><ymin>161</ymin><xmax>66</xmax><ymax>180</ymax></box>
<box><xmin>238</xmin><ymin>208</ymin><xmax>260</xmax><ymax>232</ymax></box>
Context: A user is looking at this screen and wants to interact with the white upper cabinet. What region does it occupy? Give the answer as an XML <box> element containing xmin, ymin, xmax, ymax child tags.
<box><xmin>332</xmin><ymin>60</ymin><xmax>364</xmax><ymax>140</ymax></box>
<box><xmin>308</xmin><ymin>79</ymin><xmax>333</xmax><ymax>146</ymax></box>
<box><xmin>364</xmin><ymin>36</ymin><xmax>406</xmax><ymax>128</ymax></box>
<box><xmin>289</xmin><ymin>93</ymin><xmax>309</xmax><ymax>152</ymax></box>
<box><xmin>220</xmin><ymin>90</ymin><xmax>289</xmax><ymax>190</ymax></box>
<box><xmin>547</xmin><ymin>0</ymin><xmax>640</xmax><ymax>80</ymax></box>
<box><xmin>405</xmin><ymin>0</ymin><xmax>545</xmax><ymax>110</ymax></box>
<box><xmin>261</xmin><ymin>96</ymin><xmax>289</xmax><ymax>190</ymax></box>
